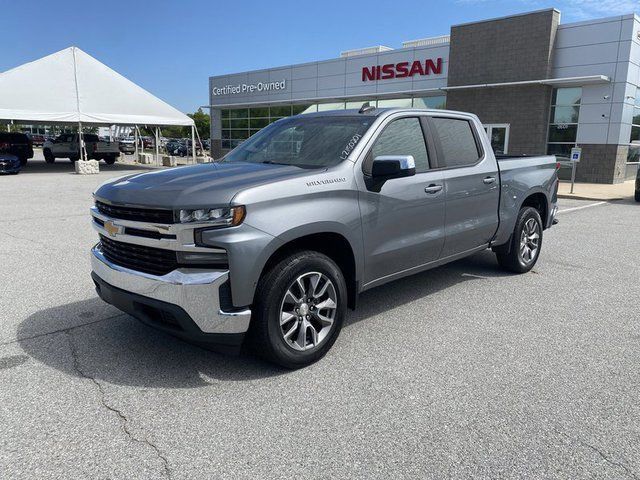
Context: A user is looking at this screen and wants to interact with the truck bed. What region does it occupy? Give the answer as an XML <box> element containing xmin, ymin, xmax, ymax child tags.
<box><xmin>493</xmin><ymin>154</ymin><xmax>559</xmax><ymax>246</ymax></box>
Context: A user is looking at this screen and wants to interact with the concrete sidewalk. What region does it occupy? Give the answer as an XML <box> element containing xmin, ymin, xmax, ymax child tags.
<box><xmin>558</xmin><ymin>179</ymin><xmax>636</xmax><ymax>201</ymax></box>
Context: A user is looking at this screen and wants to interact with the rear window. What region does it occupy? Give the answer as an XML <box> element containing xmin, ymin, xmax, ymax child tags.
<box><xmin>431</xmin><ymin>117</ymin><xmax>481</xmax><ymax>168</ymax></box>
<box><xmin>0</xmin><ymin>132</ymin><xmax>29</xmax><ymax>143</ymax></box>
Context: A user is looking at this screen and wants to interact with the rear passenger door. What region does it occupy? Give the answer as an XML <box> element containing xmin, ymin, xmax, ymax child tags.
<box><xmin>358</xmin><ymin>115</ymin><xmax>445</xmax><ymax>285</ymax></box>
<box><xmin>428</xmin><ymin>116</ymin><xmax>500</xmax><ymax>258</ymax></box>
<box><xmin>52</xmin><ymin>134</ymin><xmax>70</xmax><ymax>155</ymax></box>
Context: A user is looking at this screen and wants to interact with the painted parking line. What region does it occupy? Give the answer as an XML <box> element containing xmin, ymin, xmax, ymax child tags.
<box><xmin>557</xmin><ymin>201</ymin><xmax>607</xmax><ymax>214</ymax></box>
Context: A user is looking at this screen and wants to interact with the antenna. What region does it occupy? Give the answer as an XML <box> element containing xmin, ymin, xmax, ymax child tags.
<box><xmin>359</xmin><ymin>102</ymin><xmax>376</xmax><ymax>114</ymax></box>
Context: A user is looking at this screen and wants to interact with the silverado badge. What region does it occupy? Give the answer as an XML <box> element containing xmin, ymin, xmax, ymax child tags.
<box><xmin>103</xmin><ymin>220</ymin><xmax>123</xmax><ymax>237</ymax></box>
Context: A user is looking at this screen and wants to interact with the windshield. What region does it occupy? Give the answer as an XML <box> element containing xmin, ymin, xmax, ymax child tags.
<box><xmin>223</xmin><ymin>115</ymin><xmax>374</xmax><ymax>168</ymax></box>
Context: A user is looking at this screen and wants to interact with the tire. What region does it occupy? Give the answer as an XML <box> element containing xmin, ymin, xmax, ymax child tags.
<box><xmin>635</xmin><ymin>190</ymin><xmax>640</xmax><ymax>202</ymax></box>
<box><xmin>104</xmin><ymin>156</ymin><xmax>116</xmax><ymax>165</ymax></box>
<box><xmin>43</xmin><ymin>149</ymin><xmax>55</xmax><ymax>164</ymax></box>
<box><xmin>19</xmin><ymin>157</ymin><xmax>27</xmax><ymax>166</ymax></box>
<box><xmin>69</xmin><ymin>156</ymin><xmax>79</xmax><ymax>163</ymax></box>
<box><xmin>250</xmin><ymin>250</ymin><xmax>347</xmax><ymax>369</ymax></box>
<box><xmin>495</xmin><ymin>206</ymin><xmax>543</xmax><ymax>273</ymax></box>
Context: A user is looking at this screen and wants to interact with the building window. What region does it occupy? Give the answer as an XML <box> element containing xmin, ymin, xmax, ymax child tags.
<box><xmin>412</xmin><ymin>96</ymin><xmax>446</xmax><ymax>109</ymax></box>
<box><xmin>221</xmin><ymin>105</ymin><xmax>310</xmax><ymax>149</ymax></box>
<box><xmin>547</xmin><ymin>87</ymin><xmax>581</xmax><ymax>159</ymax></box>
<box><xmin>627</xmin><ymin>88</ymin><xmax>640</xmax><ymax>163</ymax></box>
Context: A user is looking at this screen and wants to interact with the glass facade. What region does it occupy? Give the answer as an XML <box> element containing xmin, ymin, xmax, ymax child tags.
<box><xmin>220</xmin><ymin>95</ymin><xmax>446</xmax><ymax>149</ymax></box>
<box><xmin>547</xmin><ymin>87</ymin><xmax>581</xmax><ymax>159</ymax></box>
<box><xmin>221</xmin><ymin>105</ymin><xmax>310</xmax><ymax>149</ymax></box>
<box><xmin>627</xmin><ymin>87</ymin><xmax>640</xmax><ymax>163</ymax></box>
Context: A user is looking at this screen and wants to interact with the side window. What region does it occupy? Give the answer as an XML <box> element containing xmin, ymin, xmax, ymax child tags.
<box><xmin>367</xmin><ymin>117</ymin><xmax>429</xmax><ymax>174</ymax></box>
<box><xmin>430</xmin><ymin>117</ymin><xmax>481</xmax><ymax>168</ymax></box>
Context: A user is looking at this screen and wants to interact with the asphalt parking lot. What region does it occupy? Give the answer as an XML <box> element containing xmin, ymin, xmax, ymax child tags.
<box><xmin>1</xmin><ymin>158</ymin><xmax>639</xmax><ymax>479</ymax></box>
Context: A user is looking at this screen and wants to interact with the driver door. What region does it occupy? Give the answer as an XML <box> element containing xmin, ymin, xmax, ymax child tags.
<box><xmin>358</xmin><ymin>115</ymin><xmax>445</xmax><ymax>287</ymax></box>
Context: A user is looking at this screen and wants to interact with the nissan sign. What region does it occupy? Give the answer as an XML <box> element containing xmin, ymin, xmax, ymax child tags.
<box><xmin>362</xmin><ymin>58</ymin><xmax>443</xmax><ymax>82</ymax></box>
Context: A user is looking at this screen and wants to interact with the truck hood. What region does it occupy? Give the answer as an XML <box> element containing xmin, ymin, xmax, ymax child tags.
<box><xmin>94</xmin><ymin>161</ymin><xmax>312</xmax><ymax>208</ymax></box>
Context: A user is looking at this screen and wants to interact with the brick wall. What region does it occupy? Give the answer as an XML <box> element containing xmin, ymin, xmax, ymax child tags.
<box><xmin>447</xmin><ymin>85</ymin><xmax>553</xmax><ymax>155</ymax></box>
<box><xmin>570</xmin><ymin>145</ymin><xmax>630</xmax><ymax>184</ymax></box>
<box><xmin>448</xmin><ymin>10</ymin><xmax>560</xmax><ymax>86</ymax></box>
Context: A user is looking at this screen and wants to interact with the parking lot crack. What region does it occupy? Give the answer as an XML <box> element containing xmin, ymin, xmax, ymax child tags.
<box><xmin>65</xmin><ymin>330</ymin><xmax>172</xmax><ymax>479</ymax></box>
<box><xmin>556</xmin><ymin>430</ymin><xmax>638</xmax><ymax>480</ymax></box>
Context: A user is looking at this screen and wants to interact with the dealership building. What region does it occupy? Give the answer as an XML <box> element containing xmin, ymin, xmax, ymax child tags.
<box><xmin>208</xmin><ymin>8</ymin><xmax>640</xmax><ymax>183</ymax></box>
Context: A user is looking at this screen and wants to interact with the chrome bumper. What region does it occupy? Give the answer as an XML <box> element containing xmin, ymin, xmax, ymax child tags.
<box><xmin>91</xmin><ymin>245</ymin><xmax>251</xmax><ymax>334</ymax></box>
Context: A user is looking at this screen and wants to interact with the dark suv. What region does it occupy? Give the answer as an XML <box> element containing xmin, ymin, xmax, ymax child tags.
<box><xmin>0</xmin><ymin>132</ymin><xmax>34</xmax><ymax>166</ymax></box>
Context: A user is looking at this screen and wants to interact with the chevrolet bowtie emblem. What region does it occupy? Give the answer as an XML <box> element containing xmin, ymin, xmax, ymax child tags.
<box><xmin>104</xmin><ymin>220</ymin><xmax>123</xmax><ymax>237</ymax></box>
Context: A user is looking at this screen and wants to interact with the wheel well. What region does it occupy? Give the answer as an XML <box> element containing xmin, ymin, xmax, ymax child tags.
<box><xmin>522</xmin><ymin>193</ymin><xmax>548</xmax><ymax>226</ymax></box>
<box><xmin>261</xmin><ymin>233</ymin><xmax>358</xmax><ymax>309</ymax></box>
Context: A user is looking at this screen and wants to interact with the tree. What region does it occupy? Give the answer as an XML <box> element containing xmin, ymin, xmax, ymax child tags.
<box><xmin>188</xmin><ymin>108</ymin><xmax>210</xmax><ymax>140</ymax></box>
<box><xmin>160</xmin><ymin>108</ymin><xmax>210</xmax><ymax>139</ymax></box>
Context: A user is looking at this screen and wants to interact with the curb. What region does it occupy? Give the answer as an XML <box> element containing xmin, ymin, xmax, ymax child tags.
<box><xmin>557</xmin><ymin>193</ymin><xmax>624</xmax><ymax>201</ymax></box>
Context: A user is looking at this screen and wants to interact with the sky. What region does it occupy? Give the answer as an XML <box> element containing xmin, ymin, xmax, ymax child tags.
<box><xmin>1</xmin><ymin>0</ymin><xmax>639</xmax><ymax>114</ymax></box>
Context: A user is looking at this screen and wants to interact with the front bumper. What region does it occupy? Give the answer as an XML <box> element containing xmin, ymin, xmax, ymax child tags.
<box><xmin>91</xmin><ymin>245</ymin><xmax>251</xmax><ymax>347</ymax></box>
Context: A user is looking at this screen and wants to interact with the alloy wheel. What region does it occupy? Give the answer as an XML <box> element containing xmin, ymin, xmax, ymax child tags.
<box><xmin>519</xmin><ymin>217</ymin><xmax>540</xmax><ymax>264</ymax></box>
<box><xmin>279</xmin><ymin>272</ymin><xmax>337</xmax><ymax>351</ymax></box>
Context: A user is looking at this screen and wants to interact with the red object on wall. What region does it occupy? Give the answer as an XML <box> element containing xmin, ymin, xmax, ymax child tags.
<box><xmin>362</xmin><ymin>58</ymin><xmax>443</xmax><ymax>82</ymax></box>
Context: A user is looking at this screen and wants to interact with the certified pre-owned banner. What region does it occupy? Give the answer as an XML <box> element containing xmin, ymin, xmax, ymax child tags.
<box><xmin>212</xmin><ymin>79</ymin><xmax>287</xmax><ymax>96</ymax></box>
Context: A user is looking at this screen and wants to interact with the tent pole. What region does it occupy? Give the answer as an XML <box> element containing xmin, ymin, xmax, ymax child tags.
<box><xmin>134</xmin><ymin>126</ymin><xmax>139</xmax><ymax>160</ymax></box>
<box><xmin>78</xmin><ymin>121</ymin><xmax>86</xmax><ymax>161</ymax></box>
<box><xmin>194</xmin><ymin>126</ymin><xmax>205</xmax><ymax>161</ymax></box>
<box><xmin>191</xmin><ymin>125</ymin><xmax>196</xmax><ymax>164</ymax></box>
<box><xmin>155</xmin><ymin>127</ymin><xmax>160</xmax><ymax>166</ymax></box>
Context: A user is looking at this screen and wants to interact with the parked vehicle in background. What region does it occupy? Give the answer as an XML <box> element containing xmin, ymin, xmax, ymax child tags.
<box><xmin>90</xmin><ymin>107</ymin><xmax>559</xmax><ymax>368</ymax></box>
<box><xmin>141</xmin><ymin>136</ymin><xmax>155</xmax><ymax>149</ymax></box>
<box><xmin>0</xmin><ymin>132</ymin><xmax>34</xmax><ymax>166</ymax></box>
<box><xmin>26</xmin><ymin>133</ymin><xmax>46</xmax><ymax>147</ymax></box>
<box><xmin>119</xmin><ymin>137</ymin><xmax>135</xmax><ymax>154</ymax></box>
<box><xmin>635</xmin><ymin>168</ymin><xmax>640</xmax><ymax>202</ymax></box>
<box><xmin>0</xmin><ymin>152</ymin><xmax>21</xmax><ymax>174</ymax></box>
<box><xmin>43</xmin><ymin>133</ymin><xmax>120</xmax><ymax>164</ymax></box>
<box><xmin>171</xmin><ymin>139</ymin><xmax>202</xmax><ymax>157</ymax></box>
<box><xmin>165</xmin><ymin>138</ymin><xmax>182</xmax><ymax>155</ymax></box>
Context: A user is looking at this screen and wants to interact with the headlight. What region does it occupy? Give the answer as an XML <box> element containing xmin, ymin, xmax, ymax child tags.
<box><xmin>178</xmin><ymin>206</ymin><xmax>245</xmax><ymax>227</ymax></box>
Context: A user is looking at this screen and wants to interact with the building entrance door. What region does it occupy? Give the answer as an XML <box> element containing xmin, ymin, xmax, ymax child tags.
<box><xmin>483</xmin><ymin>124</ymin><xmax>510</xmax><ymax>155</ymax></box>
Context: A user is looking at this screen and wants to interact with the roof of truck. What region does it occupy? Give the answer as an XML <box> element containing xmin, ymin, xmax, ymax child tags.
<box><xmin>299</xmin><ymin>107</ymin><xmax>473</xmax><ymax>118</ymax></box>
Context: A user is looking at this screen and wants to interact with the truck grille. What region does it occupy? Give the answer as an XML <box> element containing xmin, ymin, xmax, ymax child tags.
<box><xmin>96</xmin><ymin>201</ymin><xmax>175</xmax><ymax>224</ymax></box>
<box><xmin>99</xmin><ymin>235</ymin><xmax>177</xmax><ymax>276</ymax></box>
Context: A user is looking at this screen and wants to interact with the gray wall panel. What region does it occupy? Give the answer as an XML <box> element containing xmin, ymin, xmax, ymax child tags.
<box><xmin>317</xmin><ymin>60</ymin><xmax>346</xmax><ymax>76</ymax></box>
<box><xmin>291</xmin><ymin>64</ymin><xmax>318</xmax><ymax>79</ymax></box>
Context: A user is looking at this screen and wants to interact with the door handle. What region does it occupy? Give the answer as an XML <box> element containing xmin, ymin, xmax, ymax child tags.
<box><xmin>424</xmin><ymin>184</ymin><xmax>443</xmax><ymax>194</ymax></box>
<box><xmin>483</xmin><ymin>176</ymin><xmax>496</xmax><ymax>184</ymax></box>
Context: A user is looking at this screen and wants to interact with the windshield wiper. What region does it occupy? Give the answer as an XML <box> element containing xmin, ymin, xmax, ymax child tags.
<box><xmin>261</xmin><ymin>160</ymin><xmax>289</xmax><ymax>166</ymax></box>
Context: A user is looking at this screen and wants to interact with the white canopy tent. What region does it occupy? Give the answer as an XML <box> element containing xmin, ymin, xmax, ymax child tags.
<box><xmin>0</xmin><ymin>46</ymin><xmax>197</xmax><ymax>163</ymax></box>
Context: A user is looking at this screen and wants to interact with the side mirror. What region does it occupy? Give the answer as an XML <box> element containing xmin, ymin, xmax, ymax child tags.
<box><xmin>371</xmin><ymin>155</ymin><xmax>416</xmax><ymax>179</ymax></box>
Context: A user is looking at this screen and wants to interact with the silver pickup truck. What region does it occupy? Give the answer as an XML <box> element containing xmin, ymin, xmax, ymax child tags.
<box><xmin>90</xmin><ymin>107</ymin><xmax>558</xmax><ymax>368</ymax></box>
<box><xmin>43</xmin><ymin>133</ymin><xmax>120</xmax><ymax>164</ymax></box>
